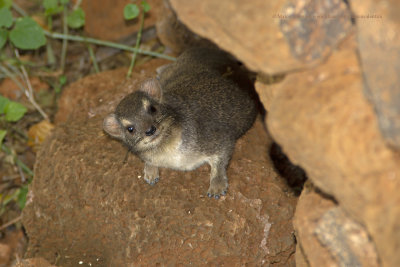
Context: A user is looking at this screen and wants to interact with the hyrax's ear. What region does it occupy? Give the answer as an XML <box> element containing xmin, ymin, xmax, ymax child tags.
<box><xmin>103</xmin><ymin>113</ymin><xmax>123</xmax><ymax>139</ymax></box>
<box><xmin>139</xmin><ymin>78</ymin><xmax>162</xmax><ymax>102</ymax></box>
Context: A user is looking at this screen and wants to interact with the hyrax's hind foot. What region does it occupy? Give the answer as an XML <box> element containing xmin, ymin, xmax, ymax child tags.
<box><xmin>207</xmin><ymin>153</ymin><xmax>230</xmax><ymax>199</ymax></box>
<box><xmin>144</xmin><ymin>164</ymin><xmax>160</xmax><ymax>186</ymax></box>
<box><xmin>207</xmin><ymin>175</ymin><xmax>228</xmax><ymax>199</ymax></box>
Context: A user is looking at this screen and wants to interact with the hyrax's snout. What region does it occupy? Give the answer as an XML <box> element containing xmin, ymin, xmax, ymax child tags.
<box><xmin>145</xmin><ymin>125</ymin><xmax>157</xmax><ymax>136</ymax></box>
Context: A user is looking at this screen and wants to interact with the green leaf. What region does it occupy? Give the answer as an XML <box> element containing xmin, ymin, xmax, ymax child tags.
<box><xmin>123</xmin><ymin>3</ymin><xmax>139</xmax><ymax>20</ymax></box>
<box><xmin>59</xmin><ymin>75</ymin><xmax>67</xmax><ymax>85</ymax></box>
<box><xmin>60</xmin><ymin>0</ymin><xmax>69</xmax><ymax>4</ymax></box>
<box><xmin>67</xmin><ymin>7</ymin><xmax>85</xmax><ymax>29</ymax></box>
<box><xmin>4</xmin><ymin>101</ymin><xmax>27</xmax><ymax>121</ymax></box>
<box><xmin>17</xmin><ymin>185</ymin><xmax>28</xmax><ymax>210</ymax></box>
<box><xmin>0</xmin><ymin>28</ymin><xmax>7</xmax><ymax>49</ymax></box>
<box><xmin>43</xmin><ymin>0</ymin><xmax>58</xmax><ymax>10</ymax></box>
<box><xmin>0</xmin><ymin>95</ymin><xmax>10</xmax><ymax>114</ymax></box>
<box><xmin>0</xmin><ymin>130</ymin><xmax>6</xmax><ymax>146</ymax></box>
<box><xmin>141</xmin><ymin>0</ymin><xmax>151</xmax><ymax>13</ymax></box>
<box><xmin>9</xmin><ymin>17</ymin><xmax>46</xmax><ymax>50</ymax></box>
<box><xmin>43</xmin><ymin>0</ymin><xmax>63</xmax><ymax>16</ymax></box>
<box><xmin>54</xmin><ymin>75</ymin><xmax>67</xmax><ymax>93</ymax></box>
<box><xmin>0</xmin><ymin>7</ymin><xmax>13</xmax><ymax>28</ymax></box>
<box><xmin>0</xmin><ymin>0</ymin><xmax>12</xmax><ymax>9</ymax></box>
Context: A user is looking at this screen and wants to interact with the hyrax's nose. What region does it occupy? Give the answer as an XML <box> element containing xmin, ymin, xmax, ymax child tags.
<box><xmin>145</xmin><ymin>125</ymin><xmax>157</xmax><ymax>136</ymax></box>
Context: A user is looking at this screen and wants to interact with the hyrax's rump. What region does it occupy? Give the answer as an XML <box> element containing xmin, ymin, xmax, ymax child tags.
<box><xmin>103</xmin><ymin>47</ymin><xmax>258</xmax><ymax>199</ymax></box>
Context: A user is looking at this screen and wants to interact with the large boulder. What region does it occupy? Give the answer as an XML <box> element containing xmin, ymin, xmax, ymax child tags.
<box><xmin>266</xmin><ymin>36</ymin><xmax>400</xmax><ymax>267</ymax></box>
<box><xmin>22</xmin><ymin>61</ymin><xmax>298</xmax><ymax>266</ymax></box>
<box><xmin>351</xmin><ymin>0</ymin><xmax>400</xmax><ymax>149</ymax></box>
<box><xmin>155</xmin><ymin>0</ymin><xmax>215</xmax><ymax>55</ymax></box>
<box><xmin>294</xmin><ymin>186</ymin><xmax>379</xmax><ymax>267</ymax></box>
<box><xmin>168</xmin><ymin>0</ymin><xmax>352</xmax><ymax>75</ymax></box>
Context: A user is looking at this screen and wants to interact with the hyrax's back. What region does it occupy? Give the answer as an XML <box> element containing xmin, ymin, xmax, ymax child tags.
<box><xmin>158</xmin><ymin>48</ymin><xmax>258</xmax><ymax>153</ymax></box>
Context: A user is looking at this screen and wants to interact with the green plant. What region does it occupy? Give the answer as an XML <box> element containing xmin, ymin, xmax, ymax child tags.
<box><xmin>0</xmin><ymin>6</ymin><xmax>46</xmax><ymax>50</ymax></box>
<box><xmin>1</xmin><ymin>0</ymin><xmax>173</xmax><ymax>80</ymax></box>
<box><xmin>0</xmin><ymin>183</ymin><xmax>28</xmax><ymax>216</ymax></box>
<box><xmin>0</xmin><ymin>95</ymin><xmax>27</xmax><ymax>135</ymax></box>
<box><xmin>43</xmin><ymin>0</ymin><xmax>85</xmax><ymax>29</ymax></box>
<box><xmin>0</xmin><ymin>94</ymin><xmax>31</xmax><ymax>215</ymax></box>
<box><xmin>0</xmin><ymin>94</ymin><xmax>28</xmax><ymax>168</ymax></box>
<box><xmin>43</xmin><ymin>0</ymin><xmax>85</xmax><ymax>68</ymax></box>
<box><xmin>124</xmin><ymin>0</ymin><xmax>152</xmax><ymax>78</ymax></box>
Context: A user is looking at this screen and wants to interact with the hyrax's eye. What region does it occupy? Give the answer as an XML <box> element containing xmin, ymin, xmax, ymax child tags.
<box><xmin>149</xmin><ymin>105</ymin><xmax>157</xmax><ymax>114</ymax></box>
<box><xmin>127</xmin><ymin>126</ymin><xmax>134</xmax><ymax>133</ymax></box>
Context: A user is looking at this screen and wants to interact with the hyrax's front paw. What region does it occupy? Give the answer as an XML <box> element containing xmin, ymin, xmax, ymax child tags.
<box><xmin>144</xmin><ymin>164</ymin><xmax>160</xmax><ymax>186</ymax></box>
<box><xmin>207</xmin><ymin>176</ymin><xmax>228</xmax><ymax>199</ymax></box>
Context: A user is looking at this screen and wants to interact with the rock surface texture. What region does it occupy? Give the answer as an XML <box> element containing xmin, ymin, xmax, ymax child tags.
<box><xmin>351</xmin><ymin>0</ymin><xmax>400</xmax><ymax>149</ymax></box>
<box><xmin>22</xmin><ymin>62</ymin><xmax>298</xmax><ymax>266</ymax></box>
<box><xmin>169</xmin><ymin>0</ymin><xmax>352</xmax><ymax>75</ymax></box>
<box><xmin>266</xmin><ymin>35</ymin><xmax>400</xmax><ymax>267</ymax></box>
<box><xmin>155</xmin><ymin>0</ymin><xmax>215</xmax><ymax>55</ymax></box>
<box><xmin>294</xmin><ymin>186</ymin><xmax>379</xmax><ymax>267</ymax></box>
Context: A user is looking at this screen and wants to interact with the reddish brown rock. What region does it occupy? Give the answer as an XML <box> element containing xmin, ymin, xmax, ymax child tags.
<box><xmin>294</xmin><ymin>185</ymin><xmax>340</xmax><ymax>267</ymax></box>
<box><xmin>294</xmin><ymin>186</ymin><xmax>379</xmax><ymax>267</ymax></box>
<box><xmin>255</xmin><ymin>74</ymin><xmax>285</xmax><ymax>113</ymax></box>
<box><xmin>351</xmin><ymin>0</ymin><xmax>400</xmax><ymax>149</ymax></box>
<box><xmin>0</xmin><ymin>243</ymin><xmax>11</xmax><ymax>266</ymax></box>
<box><xmin>155</xmin><ymin>0</ymin><xmax>214</xmax><ymax>55</ymax></box>
<box><xmin>15</xmin><ymin>257</ymin><xmax>56</xmax><ymax>267</ymax></box>
<box><xmin>81</xmin><ymin>0</ymin><xmax>161</xmax><ymax>41</ymax></box>
<box><xmin>0</xmin><ymin>77</ymin><xmax>49</xmax><ymax>101</ymax></box>
<box><xmin>22</xmin><ymin>62</ymin><xmax>298</xmax><ymax>266</ymax></box>
<box><xmin>266</xmin><ymin>36</ymin><xmax>400</xmax><ymax>267</ymax></box>
<box><xmin>169</xmin><ymin>0</ymin><xmax>352</xmax><ymax>75</ymax></box>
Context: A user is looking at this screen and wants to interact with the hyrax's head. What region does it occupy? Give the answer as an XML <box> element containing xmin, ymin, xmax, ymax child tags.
<box><xmin>103</xmin><ymin>78</ymin><xmax>174</xmax><ymax>153</ymax></box>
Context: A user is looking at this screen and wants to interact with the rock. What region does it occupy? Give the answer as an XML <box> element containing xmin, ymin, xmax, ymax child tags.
<box><xmin>314</xmin><ymin>208</ymin><xmax>379</xmax><ymax>267</ymax></box>
<box><xmin>294</xmin><ymin>185</ymin><xmax>341</xmax><ymax>267</ymax></box>
<box><xmin>168</xmin><ymin>0</ymin><xmax>353</xmax><ymax>75</ymax></box>
<box><xmin>81</xmin><ymin>0</ymin><xmax>162</xmax><ymax>41</ymax></box>
<box><xmin>351</xmin><ymin>0</ymin><xmax>400</xmax><ymax>149</ymax></box>
<box><xmin>0</xmin><ymin>77</ymin><xmax>49</xmax><ymax>101</ymax></box>
<box><xmin>155</xmin><ymin>0</ymin><xmax>215</xmax><ymax>54</ymax></box>
<box><xmin>266</xmin><ymin>35</ymin><xmax>400</xmax><ymax>267</ymax></box>
<box><xmin>295</xmin><ymin>243</ymin><xmax>308</xmax><ymax>267</ymax></box>
<box><xmin>0</xmin><ymin>227</ymin><xmax>28</xmax><ymax>266</ymax></box>
<box><xmin>0</xmin><ymin>243</ymin><xmax>11</xmax><ymax>266</ymax></box>
<box><xmin>14</xmin><ymin>257</ymin><xmax>56</xmax><ymax>267</ymax></box>
<box><xmin>254</xmin><ymin>74</ymin><xmax>285</xmax><ymax>113</ymax></box>
<box><xmin>294</xmin><ymin>186</ymin><xmax>379</xmax><ymax>267</ymax></box>
<box><xmin>22</xmin><ymin>61</ymin><xmax>298</xmax><ymax>266</ymax></box>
